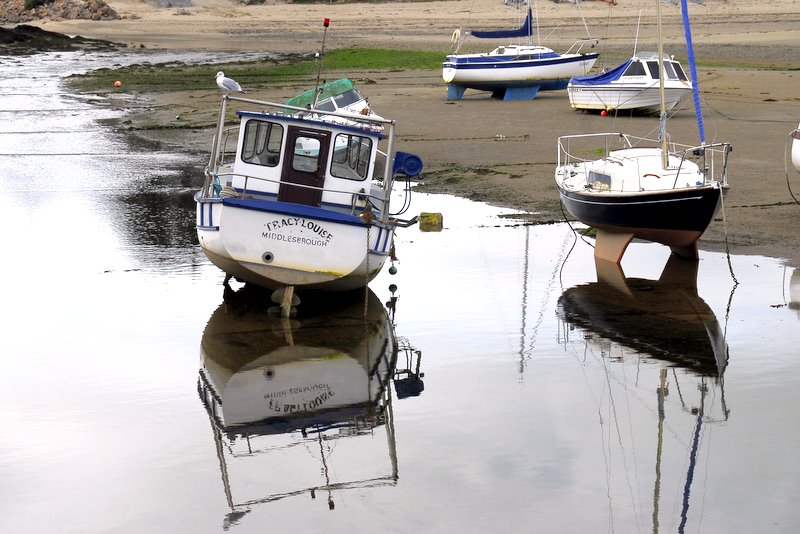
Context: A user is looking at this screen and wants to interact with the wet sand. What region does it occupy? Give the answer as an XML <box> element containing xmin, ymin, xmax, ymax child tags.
<box><xmin>30</xmin><ymin>0</ymin><xmax>800</xmax><ymax>264</ymax></box>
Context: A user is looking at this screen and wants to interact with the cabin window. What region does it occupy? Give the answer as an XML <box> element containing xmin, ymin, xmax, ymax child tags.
<box><xmin>315</xmin><ymin>99</ymin><xmax>336</xmax><ymax>112</ymax></box>
<box><xmin>646</xmin><ymin>61</ymin><xmax>662</xmax><ymax>80</ymax></box>
<box><xmin>292</xmin><ymin>136</ymin><xmax>321</xmax><ymax>173</ymax></box>
<box><xmin>671</xmin><ymin>62</ymin><xmax>689</xmax><ymax>81</ymax></box>
<box><xmin>663</xmin><ymin>61</ymin><xmax>679</xmax><ymax>80</ymax></box>
<box><xmin>330</xmin><ymin>133</ymin><xmax>372</xmax><ymax>181</ymax></box>
<box><xmin>332</xmin><ymin>89</ymin><xmax>362</xmax><ymax>109</ymax></box>
<box><xmin>622</xmin><ymin>61</ymin><xmax>646</xmax><ymax>77</ymax></box>
<box><xmin>241</xmin><ymin>119</ymin><xmax>283</xmax><ymax>167</ymax></box>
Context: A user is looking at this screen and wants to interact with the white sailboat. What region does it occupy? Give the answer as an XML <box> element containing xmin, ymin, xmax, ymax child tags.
<box><xmin>554</xmin><ymin>0</ymin><xmax>732</xmax><ymax>263</ymax></box>
<box><xmin>442</xmin><ymin>3</ymin><xmax>599</xmax><ymax>100</ymax></box>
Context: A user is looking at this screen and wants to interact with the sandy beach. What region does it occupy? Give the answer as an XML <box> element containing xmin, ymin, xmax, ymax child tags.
<box><xmin>27</xmin><ymin>0</ymin><xmax>800</xmax><ymax>264</ymax></box>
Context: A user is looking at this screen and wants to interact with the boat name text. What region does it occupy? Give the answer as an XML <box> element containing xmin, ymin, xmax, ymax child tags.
<box><xmin>264</xmin><ymin>383</ymin><xmax>335</xmax><ymax>414</ymax></box>
<box><xmin>263</xmin><ymin>217</ymin><xmax>334</xmax><ymax>243</ymax></box>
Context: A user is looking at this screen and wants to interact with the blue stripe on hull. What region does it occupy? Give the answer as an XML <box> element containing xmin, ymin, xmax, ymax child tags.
<box><xmin>222</xmin><ymin>197</ymin><xmax>367</xmax><ymax>228</ymax></box>
<box><xmin>443</xmin><ymin>53</ymin><xmax>598</xmax><ymax>71</ymax></box>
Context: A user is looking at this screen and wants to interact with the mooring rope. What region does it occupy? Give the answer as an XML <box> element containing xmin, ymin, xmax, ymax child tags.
<box><xmin>718</xmin><ymin>191</ymin><xmax>739</xmax><ymax>286</ymax></box>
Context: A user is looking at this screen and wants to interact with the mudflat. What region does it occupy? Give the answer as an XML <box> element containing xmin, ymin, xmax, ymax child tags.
<box><xmin>31</xmin><ymin>0</ymin><xmax>800</xmax><ymax>264</ymax></box>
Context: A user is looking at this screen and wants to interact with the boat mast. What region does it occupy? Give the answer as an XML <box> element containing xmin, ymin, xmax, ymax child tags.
<box><xmin>657</xmin><ymin>0</ymin><xmax>669</xmax><ymax>169</ymax></box>
<box><xmin>313</xmin><ymin>18</ymin><xmax>330</xmax><ymax>108</ymax></box>
<box><xmin>680</xmin><ymin>0</ymin><xmax>705</xmax><ymax>144</ymax></box>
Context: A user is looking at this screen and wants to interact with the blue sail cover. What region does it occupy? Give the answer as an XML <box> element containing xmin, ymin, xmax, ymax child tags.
<box><xmin>471</xmin><ymin>8</ymin><xmax>533</xmax><ymax>39</ymax></box>
<box><xmin>569</xmin><ymin>60</ymin><xmax>632</xmax><ymax>86</ymax></box>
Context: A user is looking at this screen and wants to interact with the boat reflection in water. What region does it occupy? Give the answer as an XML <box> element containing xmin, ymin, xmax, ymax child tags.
<box><xmin>197</xmin><ymin>285</ymin><xmax>423</xmax><ymax>527</ymax></box>
<box><xmin>558</xmin><ymin>256</ymin><xmax>729</xmax><ymax>377</ymax></box>
<box><xmin>557</xmin><ymin>256</ymin><xmax>731</xmax><ymax>532</ymax></box>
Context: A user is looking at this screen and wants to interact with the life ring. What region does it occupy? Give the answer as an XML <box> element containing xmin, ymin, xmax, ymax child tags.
<box><xmin>452</xmin><ymin>29</ymin><xmax>461</xmax><ymax>44</ymax></box>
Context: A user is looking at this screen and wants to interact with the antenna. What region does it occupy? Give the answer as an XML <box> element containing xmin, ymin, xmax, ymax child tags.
<box><xmin>313</xmin><ymin>18</ymin><xmax>330</xmax><ymax>108</ymax></box>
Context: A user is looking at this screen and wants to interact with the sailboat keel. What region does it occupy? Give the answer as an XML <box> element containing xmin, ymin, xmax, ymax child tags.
<box><xmin>594</xmin><ymin>230</ymin><xmax>634</xmax><ymax>264</ymax></box>
<box><xmin>669</xmin><ymin>243</ymin><xmax>699</xmax><ymax>260</ymax></box>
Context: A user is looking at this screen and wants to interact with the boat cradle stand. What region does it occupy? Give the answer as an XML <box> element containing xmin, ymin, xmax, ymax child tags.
<box><xmin>446</xmin><ymin>84</ymin><xmax>542</xmax><ymax>101</ymax></box>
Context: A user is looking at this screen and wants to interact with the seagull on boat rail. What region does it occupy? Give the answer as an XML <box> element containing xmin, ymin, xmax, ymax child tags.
<box><xmin>216</xmin><ymin>71</ymin><xmax>245</xmax><ymax>94</ymax></box>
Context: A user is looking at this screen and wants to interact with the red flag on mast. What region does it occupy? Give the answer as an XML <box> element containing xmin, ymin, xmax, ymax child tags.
<box><xmin>323</xmin><ymin>18</ymin><xmax>330</xmax><ymax>27</ymax></box>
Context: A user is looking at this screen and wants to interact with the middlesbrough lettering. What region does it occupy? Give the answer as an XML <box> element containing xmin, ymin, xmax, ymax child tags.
<box><xmin>262</xmin><ymin>217</ymin><xmax>333</xmax><ymax>247</ymax></box>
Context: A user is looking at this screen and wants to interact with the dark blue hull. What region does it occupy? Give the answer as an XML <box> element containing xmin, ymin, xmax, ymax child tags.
<box><xmin>558</xmin><ymin>185</ymin><xmax>722</xmax><ymax>248</ymax></box>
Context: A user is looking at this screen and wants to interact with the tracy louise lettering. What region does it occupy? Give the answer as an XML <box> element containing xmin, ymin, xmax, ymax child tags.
<box><xmin>263</xmin><ymin>217</ymin><xmax>333</xmax><ymax>242</ymax></box>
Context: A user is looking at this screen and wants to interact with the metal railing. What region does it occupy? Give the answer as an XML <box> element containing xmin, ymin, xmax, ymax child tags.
<box><xmin>557</xmin><ymin>132</ymin><xmax>731</xmax><ymax>189</ymax></box>
<box><xmin>202</xmin><ymin>94</ymin><xmax>400</xmax><ymax>222</ymax></box>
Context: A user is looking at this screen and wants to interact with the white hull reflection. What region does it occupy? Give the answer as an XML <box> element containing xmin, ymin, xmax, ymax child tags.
<box><xmin>197</xmin><ymin>286</ymin><xmax>423</xmax><ymax>522</ymax></box>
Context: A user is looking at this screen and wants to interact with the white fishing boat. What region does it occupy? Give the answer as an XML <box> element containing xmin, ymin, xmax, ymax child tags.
<box><xmin>285</xmin><ymin>77</ymin><xmax>385</xmax><ymax>132</ymax></box>
<box><xmin>195</xmin><ymin>92</ymin><xmax>423</xmax><ymax>298</ymax></box>
<box><xmin>442</xmin><ymin>4</ymin><xmax>599</xmax><ymax>100</ymax></box>
<box><xmin>567</xmin><ymin>52</ymin><xmax>692</xmax><ymax>113</ymax></box>
<box><xmin>554</xmin><ymin>0</ymin><xmax>732</xmax><ymax>263</ymax></box>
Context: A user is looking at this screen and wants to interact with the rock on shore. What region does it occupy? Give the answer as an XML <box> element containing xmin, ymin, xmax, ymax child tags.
<box><xmin>0</xmin><ymin>0</ymin><xmax>119</xmax><ymax>23</ymax></box>
<box><xmin>0</xmin><ymin>24</ymin><xmax>118</xmax><ymax>53</ymax></box>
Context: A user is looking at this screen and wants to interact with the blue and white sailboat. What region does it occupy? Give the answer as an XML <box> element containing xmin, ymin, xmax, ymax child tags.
<box><xmin>442</xmin><ymin>4</ymin><xmax>599</xmax><ymax>101</ymax></box>
<box><xmin>554</xmin><ymin>0</ymin><xmax>732</xmax><ymax>263</ymax></box>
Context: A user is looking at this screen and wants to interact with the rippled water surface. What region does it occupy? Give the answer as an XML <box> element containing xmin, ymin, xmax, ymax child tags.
<box><xmin>1</xmin><ymin>52</ymin><xmax>799</xmax><ymax>533</ymax></box>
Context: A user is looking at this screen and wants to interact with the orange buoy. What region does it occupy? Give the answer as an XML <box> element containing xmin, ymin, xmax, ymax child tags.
<box><xmin>114</xmin><ymin>81</ymin><xmax>122</xmax><ymax>87</ymax></box>
<box><xmin>600</xmin><ymin>110</ymin><xmax>608</xmax><ymax>117</ymax></box>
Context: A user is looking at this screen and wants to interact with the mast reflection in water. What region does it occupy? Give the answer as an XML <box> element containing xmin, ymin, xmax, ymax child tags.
<box><xmin>557</xmin><ymin>256</ymin><xmax>731</xmax><ymax>533</ymax></box>
<box><xmin>197</xmin><ymin>285</ymin><xmax>423</xmax><ymax>527</ymax></box>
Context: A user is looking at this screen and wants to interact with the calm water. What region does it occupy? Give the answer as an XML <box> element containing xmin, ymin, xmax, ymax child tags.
<box><xmin>1</xmin><ymin>51</ymin><xmax>799</xmax><ymax>533</ymax></box>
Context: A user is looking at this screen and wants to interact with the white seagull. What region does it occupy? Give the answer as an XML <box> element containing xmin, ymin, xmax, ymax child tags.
<box><xmin>216</xmin><ymin>71</ymin><xmax>245</xmax><ymax>93</ymax></box>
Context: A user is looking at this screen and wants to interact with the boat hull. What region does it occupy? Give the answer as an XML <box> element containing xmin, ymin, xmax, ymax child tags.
<box><xmin>442</xmin><ymin>53</ymin><xmax>599</xmax><ymax>91</ymax></box>
<box><xmin>792</xmin><ymin>124</ymin><xmax>800</xmax><ymax>172</ymax></box>
<box><xmin>557</xmin><ymin>185</ymin><xmax>722</xmax><ymax>248</ymax></box>
<box><xmin>196</xmin><ymin>195</ymin><xmax>393</xmax><ymax>291</ymax></box>
<box><xmin>567</xmin><ymin>83</ymin><xmax>691</xmax><ymax>112</ymax></box>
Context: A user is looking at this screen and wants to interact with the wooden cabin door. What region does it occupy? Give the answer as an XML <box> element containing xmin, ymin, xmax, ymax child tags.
<box><xmin>278</xmin><ymin>126</ymin><xmax>331</xmax><ymax>207</ymax></box>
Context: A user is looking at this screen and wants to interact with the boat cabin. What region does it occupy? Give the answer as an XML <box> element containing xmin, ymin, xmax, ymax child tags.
<box><xmin>624</xmin><ymin>53</ymin><xmax>689</xmax><ymax>82</ymax></box>
<box><xmin>218</xmin><ymin>110</ymin><xmax>386</xmax><ymax>212</ymax></box>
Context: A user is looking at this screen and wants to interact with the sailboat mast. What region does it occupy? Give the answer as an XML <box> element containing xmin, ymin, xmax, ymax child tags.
<box><xmin>657</xmin><ymin>0</ymin><xmax>669</xmax><ymax>168</ymax></box>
